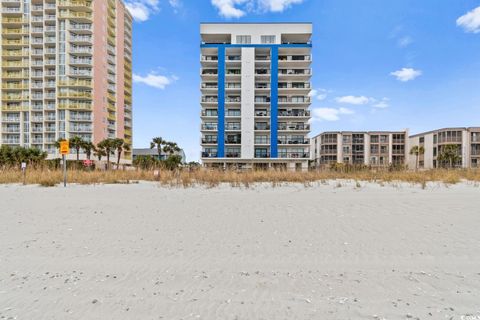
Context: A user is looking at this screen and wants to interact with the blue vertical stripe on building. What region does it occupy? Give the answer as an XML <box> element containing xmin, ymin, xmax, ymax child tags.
<box><xmin>270</xmin><ymin>46</ymin><xmax>279</xmax><ymax>158</ymax></box>
<box><xmin>217</xmin><ymin>45</ymin><xmax>225</xmax><ymax>158</ymax></box>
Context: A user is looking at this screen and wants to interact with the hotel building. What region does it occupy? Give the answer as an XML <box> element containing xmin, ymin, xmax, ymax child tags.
<box><xmin>408</xmin><ymin>127</ymin><xmax>480</xmax><ymax>169</ymax></box>
<box><xmin>200</xmin><ymin>23</ymin><xmax>312</xmax><ymax>171</ymax></box>
<box><xmin>0</xmin><ymin>0</ymin><xmax>133</xmax><ymax>161</ymax></box>
<box><xmin>311</xmin><ymin>130</ymin><xmax>409</xmax><ymax>168</ymax></box>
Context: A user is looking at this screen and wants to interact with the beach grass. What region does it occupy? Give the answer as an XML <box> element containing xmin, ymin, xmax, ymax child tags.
<box><xmin>0</xmin><ymin>168</ymin><xmax>479</xmax><ymax>187</ymax></box>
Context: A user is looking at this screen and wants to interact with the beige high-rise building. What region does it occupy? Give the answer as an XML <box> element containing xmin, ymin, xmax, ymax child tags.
<box><xmin>311</xmin><ymin>130</ymin><xmax>409</xmax><ymax>168</ymax></box>
<box><xmin>0</xmin><ymin>0</ymin><xmax>133</xmax><ymax>161</ymax></box>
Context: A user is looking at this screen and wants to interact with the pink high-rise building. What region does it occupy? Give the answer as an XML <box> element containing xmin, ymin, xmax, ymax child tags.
<box><xmin>0</xmin><ymin>0</ymin><xmax>133</xmax><ymax>162</ymax></box>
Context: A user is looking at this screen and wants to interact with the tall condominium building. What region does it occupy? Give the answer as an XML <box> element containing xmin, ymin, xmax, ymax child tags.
<box><xmin>409</xmin><ymin>127</ymin><xmax>480</xmax><ymax>169</ymax></box>
<box><xmin>200</xmin><ymin>23</ymin><xmax>312</xmax><ymax>171</ymax></box>
<box><xmin>0</xmin><ymin>0</ymin><xmax>133</xmax><ymax>161</ymax></box>
<box><xmin>311</xmin><ymin>130</ymin><xmax>409</xmax><ymax>168</ymax></box>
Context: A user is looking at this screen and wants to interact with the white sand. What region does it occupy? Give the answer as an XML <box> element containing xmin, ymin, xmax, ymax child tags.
<box><xmin>1</xmin><ymin>181</ymin><xmax>480</xmax><ymax>320</ymax></box>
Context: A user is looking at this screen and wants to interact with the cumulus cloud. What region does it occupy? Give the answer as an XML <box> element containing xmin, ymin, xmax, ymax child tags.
<box><xmin>125</xmin><ymin>0</ymin><xmax>160</xmax><ymax>22</ymax></box>
<box><xmin>373</xmin><ymin>98</ymin><xmax>390</xmax><ymax>109</ymax></box>
<box><xmin>309</xmin><ymin>88</ymin><xmax>329</xmax><ymax>101</ymax></box>
<box><xmin>457</xmin><ymin>6</ymin><xmax>480</xmax><ymax>33</ymax></box>
<box><xmin>211</xmin><ymin>0</ymin><xmax>304</xmax><ymax>18</ymax></box>
<box><xmin>390</xmin><ymin>68</ymin><xmax>422</xmax><ymax>82</ymax></box>
<box><xmin>133</xmin><ymin>72</ymin><xmax>177</xmax><ymax>89</ymax></box>
<box><xmin>311</xmin><ymin>107</ymin><xmax>354</xmax><ymax>122</ymax></box>
<box><xmin>211</xmin><ymin>0</ymin><xmax>249</xmax><ymax>18</ymax></box>
<box><xmin>335</xmin><ymin>95</ymin><xmax>371</xmax><ymax>105</ymax></box>
<box><xmin>258</xmin><ymin>0</ymin><xmax>304</xmax><ymax>12</ymax></box>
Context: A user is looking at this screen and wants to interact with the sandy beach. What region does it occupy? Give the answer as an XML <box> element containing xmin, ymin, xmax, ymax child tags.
<box><xmin>1</xmin><ymin>181</ymin><xmax>480</xmax><ymax>319</ymax></box>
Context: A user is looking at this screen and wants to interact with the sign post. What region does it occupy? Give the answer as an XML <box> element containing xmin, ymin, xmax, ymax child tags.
<box><xmin>60</xmin><ymin>141</ymin><xmax>69</xmax><ymax>187</ymax></box>
<box><xmin>21</xmin><ymin>162</ymin><xmax>26</xmax><ymax>185</ymax></box>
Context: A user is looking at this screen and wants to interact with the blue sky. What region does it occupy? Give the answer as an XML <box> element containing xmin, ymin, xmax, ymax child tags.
<box><xmin>126</xmin><ymin>0</ymin><xmax>480</xmax><ymax>162</ymax></box>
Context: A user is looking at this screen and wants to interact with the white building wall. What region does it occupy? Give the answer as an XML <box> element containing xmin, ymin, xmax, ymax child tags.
<box><xmin>364</xmin><ymin>134</ymin><xmax>370</xmax><ymax>165</ymax></box>
<box><xmin>201</xmin><ymin>24</ymin><xmax>312</xmax><ymax>45</ymax></box>
<box><xmin>462</xmin><ymin>130</ymin><xmax>469</xmax><ymax>168</ymax></box>
<box><xmin>241</xmin><ymin>48</ymin><xmax>255</xmax><ymax>159</ymax></box>
<box><xmin>423</xmin><ymin>134</ymin><xmax>435</xmax><ymax>169</ymax></box>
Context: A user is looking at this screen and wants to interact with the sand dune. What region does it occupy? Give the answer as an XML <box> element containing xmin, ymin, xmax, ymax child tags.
<box><xmin>1</xmin><ymin>182</ymin><xmax>480</xmax><ymax>319</ymax></box>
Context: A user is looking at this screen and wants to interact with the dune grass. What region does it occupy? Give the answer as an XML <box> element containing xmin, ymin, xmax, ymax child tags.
<box><xmin>0</xmin><ymin>168</ymin><xmax>479</xmax><ymax>188</ymax></box>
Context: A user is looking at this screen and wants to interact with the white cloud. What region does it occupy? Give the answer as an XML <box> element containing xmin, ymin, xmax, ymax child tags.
<box><xmin>133</xmin><ymin>72</ymin><xmax>177</xmax><ymax>89</ymax></box>
<box><xmin>397</xmin><ymin>36</ymin><xmax>413</xmax><ymax>48</ymax></box>
<box><xmin>457</xmin><ymin>6</ymin><xmax>480</xmax><ymax>33</ymax></box>
<box><xmin>258</xmin><ymin>0</ymin><xmax>304</xmax><ymax>12</ymax></box>
<box><xmin>125</xmin><ymin>0</ymin><xmax>160</xmax><ymax>22</ymax></box>
<box><xmin>169</xmin><ymin>0</ymin><xmax>181</xmax><ymax>8</ymax></box>
<box><xmin>211</xmin><ymin>0</ymin><xmax>304</xmax><ymax>18</ymax></box>
<box><xmin>373</xmin><ymin>98</ymin><xmax>390</xmax><ymax>109</ymax></box>
<box><xmin>390</xmin><ymin>67</ymin><xmax>422</xmax><ymax>82</ymax></box>
<box><xmin>335</xmin><ymin>95</ymin><xmax>371</xmax><ymax>105</ymax></box>
<box><xmin>311</xmin><ymin>107</ymin><xmax>354</xmax><ymax>122</ymax></box>
<box><xmin>211</xmin><ymin>0</ymin><xmax>248</xmax><ymax>18</ymax></box>
<box><xmin>309</xmin><ymin>88</ymin><xmax>329</xmax><ymax>101</ymax></box>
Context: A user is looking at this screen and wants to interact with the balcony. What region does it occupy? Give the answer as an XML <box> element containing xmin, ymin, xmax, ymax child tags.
<box><xmin>201</xmin><ymin>124</ymin><xmax>218</xmax><ymax>131</ymax></box>
<box><xmin>278</xmin><ymin>97</ymin><xmax>311</xmax><ymax>104</ymax></box>
<box><xmin>201</xmin><ymin>139</ymin><xmax>218</xmax><ymax>144</ymax></box>
<box><xmin>278</xmin><ymin>152</ymin><xmax>310</xmax><ymax>159</ymax></box>
<box><xmin>225</xmin><ymin>125</ymin><xmax>241</xmax><ymax>131</ymax></box>
<box><xmin>225</xmin><ymin>97</ymin><xmax>241</xmax><ymax>103</ymax></box>
<box><xmin>278</xmin><ymin>139</ymin><xmax>310</xmax><ymax>145</ymax></box>
<box><xmin>278</xmin><ymin>110</ymin><xmax>311</xmax><ymax>117</ymax></box>
<box><xmin>278</xmin><ymin>124</ymin><xmax>311</xmax><ymax>131</ymax></box>
<box><xmin>202</xmin><ymin>152</ymin><xmax>218</xmax><ymax>158</ymax></box>
<box><xmin>279</xmin><ymin>69</ymin><xmax>312</xmax><ymax>77</ymax></box>
<box><xmin>201</xmin><ymin>110</ymin><xmax>218</xmax><ymax>117</ymax></box>
<box><xmin>2</xmin><ymin>117</ymin><xmax>21</xmax><ymax>122</ymax></box>
<box><xmin>225</xmin><ymin>152</ymin><xmax>241</xmax><ymax>158</ymax></box>
<box><xmin>255</xmin><ymin>110</ymin><xmax>269</xmax><ymax>117</ymax></box>
<box><xmin>255</xmin><ymin>124</ymin><xmax>271</xmax><ymax>131</ymax></box>
<box><xmin>255</xmin><ymin>153</ymin><xmax>271</xmax><ymax>159</ymax></box>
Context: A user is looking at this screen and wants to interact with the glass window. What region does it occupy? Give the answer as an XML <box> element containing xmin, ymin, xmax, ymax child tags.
<box><xmin>236</xmin><ymin>35</ymin><xmax>251</xmax><ymax>44</ymax></box>
<box><xmin>261</xmin><ymin>35</ymin><xmax>276</xmax><ymax>44</ymax></box>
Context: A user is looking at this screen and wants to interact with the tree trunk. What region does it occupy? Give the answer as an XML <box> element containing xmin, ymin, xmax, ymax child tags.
<box><xmin>106</xmin><ymin>153</ymin><xmax>110</xmax><ymax>170</ymax></box>
<box><xmin>117</xmin><ymin>151</ymin><xmax>121</xmax><ymax>168</ymax></box>
<box><xmin>76</xmin><ymin>148</ymin><xmax>80</xmax><ymax>161</ymax></box>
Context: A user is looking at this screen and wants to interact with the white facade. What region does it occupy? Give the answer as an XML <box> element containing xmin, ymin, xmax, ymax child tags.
<box><xmin>200</xmin><ymin>23</ymin><xmax>312</xmax><ymax>171</ymax></box>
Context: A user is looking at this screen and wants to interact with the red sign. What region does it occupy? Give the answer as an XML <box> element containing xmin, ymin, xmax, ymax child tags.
<box><xmin>83</xmin><ymin>160</ymin><xmax>93</xmax><ymax>167</ymax></box>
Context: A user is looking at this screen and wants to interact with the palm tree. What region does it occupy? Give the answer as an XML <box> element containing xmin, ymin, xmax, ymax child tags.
<box><xmin>97</xmin><ymin>139</ymin><xmax>115</xmax><ymax>169</ymax></box>
<box><xmin>438</xmin><ymin>144</ymin><xmax>461</xmax><ymax>169</ymax></box>
<box><xmin>69</xmin><ymin>136</ymin><xmax>85</xmax><ymax>161</ymax></box>
<box><xmin>112</xmin><ymin>138</ymin><xmax>131</xmax><ymax>167</ymax></box>
<box><xmin>94</xmin><ymin>148</ymin><xmax>106</xmax><ymax>161</ymax></box>
<box><xmin>150</xmin><ymin>137</ymin><xmax>166</xmax><ymax>161</ymax></box>
<box><xmin>409</xmin><ymin>145</ymin><xmax>425</xmax><ymax>171</ymax></box>
<box><xmin>163</xmin><ymin>141</ymin><xmax>181</xmax><ymax>159</ymax></box>
<box><xmin>82</xmin><ymin>141</ymin><xmax>95</xmax><ymax>160</ymax></box>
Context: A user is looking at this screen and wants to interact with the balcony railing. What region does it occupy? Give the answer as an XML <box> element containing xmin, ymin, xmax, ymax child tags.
<box><xmin>202</xmin><ymin>125</ymin><xmax>218</xmax><ymax>130</ymax></box>
<box><xmin>278</xmin><ymin>110</ymin><xmax>311</xmax><ymax>117</ymax></box>
<box><xmin>279</xmin><ymin>69</ymin><xmax>311</xmax><ymax>75</ymax></box>
<box><xmin>278</xmin><ymin>139</ymin><xmax>310</xmax><ymax>145</ymax></box>
<box><xmin>278</xmin><ymin>124</ymin><xmax>311</xmax><ymax>131</ymax></box>
<box><xmin>278</xmin><ymin>152</ymin><xmax>310</xmax><ymax>159</ymax></box>
<box><xmin>202</xmin><ymin>139</ymin><xmax>218</xmax><ymax>144</ymax></box>
<box><xmin>202</xmin><ymin>152</ymin><xmax>218</xmax><ymax>158</ymax></box>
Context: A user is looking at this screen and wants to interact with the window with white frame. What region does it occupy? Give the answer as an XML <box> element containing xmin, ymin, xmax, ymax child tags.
<box><xmin>236</xmin><ymin>35</ymin><xmax>251</xmax><ymax>44</ymax></box>
<box><xmin>261</xmin><ymin>35</ymin><xmax>276</xmax><ymax>44</ymax></box>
